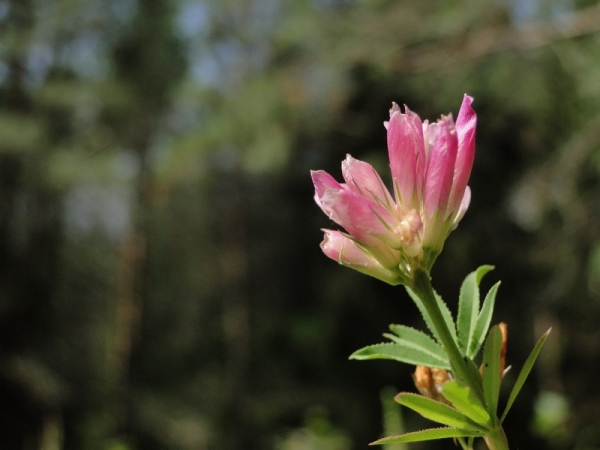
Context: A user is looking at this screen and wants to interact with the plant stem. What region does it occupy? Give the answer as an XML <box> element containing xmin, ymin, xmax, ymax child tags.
<box><xmin>484</xmin><ymin>426</ymin><xmax>509</xmax><ymax>450</ymax></box>
<box><xmin>411</xmin><ymin>267</ymin><xmax>483</xmax><ymax>400</ymax></box>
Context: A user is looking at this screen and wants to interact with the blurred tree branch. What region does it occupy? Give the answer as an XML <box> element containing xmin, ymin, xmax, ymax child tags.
<box><xmin>398</xmin><ymin>4</ymin><xmax>600</xmax><ymax>73</ymax></box>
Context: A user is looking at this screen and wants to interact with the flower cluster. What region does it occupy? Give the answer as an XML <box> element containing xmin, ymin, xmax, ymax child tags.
<box><xmin>311</xmin><ymin>94</ymin><xmax>477</xmax><ymax>285</ymax></box>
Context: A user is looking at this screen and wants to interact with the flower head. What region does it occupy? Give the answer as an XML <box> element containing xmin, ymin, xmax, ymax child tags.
<box><xmin>312</xmin><ymin>94</ymin><xmax>476</xmax><ymax>285</ymax></box>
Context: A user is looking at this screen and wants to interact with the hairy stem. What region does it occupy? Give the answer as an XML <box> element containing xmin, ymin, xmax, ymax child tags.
<box><xmin>411</xmin><ymin>267</ymin><xmax>483</xmax><ymax>400</ymax></box>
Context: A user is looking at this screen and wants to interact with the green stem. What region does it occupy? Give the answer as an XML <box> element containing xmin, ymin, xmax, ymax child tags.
<box><xmin>411</xmin><ymin>267</ymin><xmax>483</xmax><ymax>400</ymax></box>
<box><xmin>411</xmin><ymin>267</ymin><xmax>510</xmax><ymax>450</ymax></box>
<box><xmin>484</xmin><ymin>426</ymin><xmax>509</xmax><ymax>450</ymax></box>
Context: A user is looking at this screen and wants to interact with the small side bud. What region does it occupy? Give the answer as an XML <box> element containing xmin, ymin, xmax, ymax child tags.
<box><xmin>412</xmin><ymin>366</ymin><xmax>451</xmax><ymax>404</ymax></box>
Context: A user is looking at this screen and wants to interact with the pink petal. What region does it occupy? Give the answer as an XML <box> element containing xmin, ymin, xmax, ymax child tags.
<box><xmin>449</xmin><ymin>94</ymin><xmax>477</xmax><ymax>212</ymax></box>
<box><xmin>423</xmin><ymin>117</ymin><xmax>458</xmax><ymax>219</ymax></box>
<box><xmin>320</xmin><ymin>188</ymin><xmax>394</xmax><ymax>246</ymax></box>
<box><xmin>320</xmin><ymin>230</ymin><xmax>401</xmax><ymax>285</ymax></box>
<box><xmin>386</xmin><ymin>104</ymin><xmax>425</xmax><ymax>207</ymax></box>
<box><xmin>311</xmin><ymin>170</ymin><xmax>345</xmax><ymax>214</ymax></box>
<box><xmin>320</xmin><ymin>229</ymin><xmax>370</xmax><ymax>264</ymax></box>
<box><xmin>455</xmin><ymin>94</ymin><xmax>477</xmax><ymax>146</ymax></box>
<box><xmin>342</xmin><ymin>155</ymin><xmax>394</xmax><ymax>209</ymax></box>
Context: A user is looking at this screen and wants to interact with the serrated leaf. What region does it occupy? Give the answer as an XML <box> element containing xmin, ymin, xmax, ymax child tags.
<box><xmin>482</xmin><ymin>326</ymin><xmax>503</xmax><ymax>418</ymax></box>
<box><xmin>369</xmin><ymin>427</ymin><xmax>484</xmax><ymax>445</ymax></box>
<box><xmin>434</xmin><ymin>290</ymin><xmax>458</xmax><ymax>344</ymax></box>
<box><xmin>469</xmin><ymin>281</ymin><xmax>501</xmax><ymax>358</ymax></box>
<box><xmin>457</xmin><ymin>266</ymin><xmax>494</xmax><ymax>354</ymax></box>
<box><xmin>395</xmin><ymin>393</ymin><xmax>485</xmax><ymax>431</ymax></box>
<box><xmin>406</xmin><ymin>287</ymin><xmax>457</xmax><ymax>347</ymax></box>
<box><xmin>382</xmin><ymin>334</ymin><xmax>450</xmax><ymax>370</ymax></box>
<box><xmin>350</xmin><ymin>342</ymin><xmax>450</xmax><ymax>368</ymax></box>
<box><xmin>442</xmin><ymin>380</ymin><xmax>491</xmax><ymax>426</ymax></box>
<box><xmin>386</xmin><ymin>324</ymin><xmax>448</xmax><ymax>366</ymax></box>
<box><xmin>501</xmin><ymin>328</ymin><xmax>552</xmax><ymax>423</ymax></box>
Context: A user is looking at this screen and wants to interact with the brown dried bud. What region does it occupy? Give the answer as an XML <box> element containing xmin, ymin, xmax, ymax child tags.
<box><xmin>412</xmin><ymin>366</ymin><xmax>451</xmax><ymax>403</ymax></box>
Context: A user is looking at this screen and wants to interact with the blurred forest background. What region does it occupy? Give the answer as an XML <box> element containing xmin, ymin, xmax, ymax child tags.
<box><xmin>1</xmin><ymin>0</ymin><xmax>600</xmax><ymax>449</ymax></box>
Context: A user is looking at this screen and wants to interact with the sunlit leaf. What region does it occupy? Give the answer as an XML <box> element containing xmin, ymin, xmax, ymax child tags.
<box><xmin>370</xmin><ymin>427</ymin><xmax>484</xmax><ymax>445</ymax></box>
<box><xmin>442</xmin><ymin>380</ymin><xmax>491</xmax><ymax>426</ymax></box>
<box><xmin>386</xmin><ymin>324</ymin><xmax>448</xmax><ymax>365</ymax></box>
<box><xmin>396</xmin><ymin>393</ymin><xmax>486</xmax><ymax>431</ymax></box>
<box><xmin>469</xmin><ymin>281</ymin><xmax>501</xmax><ymax>358</ymax></box>
<box><xmin>457</xmin><ymin>265</ymin><xmax>494</xmax><ymax>354</ymax></box>
<box><xmin>350</xmin><ymin>342</ymin><xmax>449</xmax><ymax>369</ymax></box>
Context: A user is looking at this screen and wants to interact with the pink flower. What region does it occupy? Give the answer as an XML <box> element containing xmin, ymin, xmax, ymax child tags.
<box><xmin>312</xmin><ymin>94</ymin><xmax>476</xmax><ymax>283</ymax></box>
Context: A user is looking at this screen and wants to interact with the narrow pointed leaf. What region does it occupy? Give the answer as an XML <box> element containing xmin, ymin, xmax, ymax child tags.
<box><xmin>442</xmin><ymin>380</ymin><xmax>491</xmax><ymax>426</ymax></box>
<box><xmin>463</xmin><ymin>356</ymin><xmax>485</xmax><ymax>394</ymax></box>
<box><xmin>501</xmin><ymin>328</ymin><xmax>552</xmax><ymax>422</ymax></box>
<box><xmin>469</xmin><ymin>281</ymin><xmax>500</xmax><ymax>358</ymax></box>
<box><xmin>396</xmin><ymin>393</ymin><xmax>485</xmax><ymax>431</ymax></box>
<box><xmin>457</xmin><ymin>266</ymin><xmax>494</xmax><ymax>354</ymax></box>
<box><xmin>387</xmin><ymin>324</ymin><xmax>447</xmax><ymax>362</ymax></box>
<box><xmin>350</xmin><ymin>342</ymin><xmax>450</xmax><ymax>369</ymax></box>
<box><xmin>370</xmin><ymin>427</ymin><xmax>484</xmax><ymax>445</ymax></box>
<box><xmin>482</xmin><ymin>326</ymin><xmax>502</xmax><ymax>418</ymax></box>
<box><xmin>406</xmin><ymin>287</ymin><xmax>457</xmax><ymax>346</ymax></box>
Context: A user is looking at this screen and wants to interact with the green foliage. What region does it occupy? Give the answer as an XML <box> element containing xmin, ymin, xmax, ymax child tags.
<box><xmin>501</xmin><ymin>328</ymin><xmax>552</xmax><ymax>423</ymax></box>
<box><xmin>384</xmin><ymin>325</ymin><xmax>448</xmax><ymax>365</ymax></box>
<box><xmin>350</xmin><ymin>336</ymin><xmax>450</xmax><ymax>370</ymax></box>
<box><xmin>366</xmin><ymin>266</ymin><xmax>500</xmax><ymax>374</ymax></box>
<box><xmin>470</xmin><ymin>282</ymin><xmax>501</xmax><ymax>359</ymax></box>
<box><xmin>370</xmin><ymin>427</ymin><xmax>484</xmax><ymax>446</ymax></box>
<box><xmin>442</xmin><ymin>381</ymin><xmax>491</xmax><ymax>426</ymax></box>
<box><xmin>482</xmin><ymin>325</ymin><xmax>503</xmax><ymax>419</ymax></box>
<box><xmin>395</xmin><ymin>393</ymin><xmax>485</xmax><ymax>432</ymax></box>
<box><xmin>406</xmin><ymin>287</ymin><xmax>457</xmax><ymax>347</ymax></box>
<box><xmin>457</xmin><ymin>265</ymin><xmax>494</xmax><ymax>356</ymax></box>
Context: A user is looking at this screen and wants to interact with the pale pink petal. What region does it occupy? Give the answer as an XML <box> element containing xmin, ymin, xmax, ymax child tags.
<box><xmin>320</xmin><ymin>230</ymin><xmax>402</xmax><ymax>285</ymax></box>
<box><xmin>320</xmin><ymin>230</ymin><xmax>370</xmax><ymax>264</ymax></box>
<box><xmin>342</xmin><ymin>155</ymin><xmax>394</xmax><ymax>209</ymax></box>
<box><xmin>451</xmin><ymin>186</ymin><xmax>471</xmax><ymax>229</ymax></box>
<box><xmin>423</xmin><ymin>117</ymin><xmax>457</xmax><ymax>219</ymax></box>
<box><xmin>311</xmin><ymin>170</ymin><xmax>344</xmax><ymax>214</ymax></box>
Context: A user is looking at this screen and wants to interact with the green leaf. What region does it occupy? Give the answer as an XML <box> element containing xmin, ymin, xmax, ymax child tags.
<box><xmin>350</xmin><ymin>342</ymin><xmax>450</xmax><ymax>369</ymax></box>
<box><xmin>396</xmin><ymin>393</ymin><xmax>486</xmax><ymax>431</ymax></box>
<box><xmin>457</xmin><ymin>266</ymin><xmax>494</xmax><ymax>355</ymax></box>
<box><xmin>463</xmin><ymin>356</ymin><xmax>485</xmax><ymax>393</ymax></box>
<box><xmin>442</xmin><ymin>380</ymin><xmax>491</xmax><ymax>426</ymax></box>
<box><xmin>482</xmin><ymin>326</ymin><xmax>503</xmax><ymax>418</ymax></box>
<box><xmin>406</xmin><ymin>287</ymin><xmax>457</xmax><ymax>347</ymax></box>
<box><xmin>369</xmin><ymin>427</ymin><xmax>484</xmax><ymax>445</ymax></box>
<box><xmin>386</xmin><ymin>324</ymin><xmax>448</xmax><ymax>365</ymax></box>
<box><xmin>501</xmin><ymin>328</ymin><xmax>552</xmax><ymax>423</ymax></box>
<box><xmin>469</xmin><ymin>281</ymin><xmax>501</xmax><ymax>358</ymax></box>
